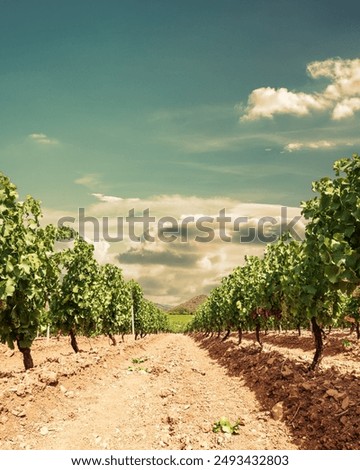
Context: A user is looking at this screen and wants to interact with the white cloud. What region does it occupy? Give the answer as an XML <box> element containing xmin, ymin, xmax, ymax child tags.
<box><xmin>92</xmin><ymin>193</ymin><xmax>124</xmax><ymax>203</ymax></box>
<box><xmin>332</xmin><ymin>97</ymin><xmax>360</xmax><ymax>120</ymax></box>
<box><xmin>29</xmin><ymin>132</ymin><xmax>58</xmax><ymax>145</ymax></box>
<box><xmin>283</xmin><ymin>137</ymin><xmax>360</xmax><ymax>153</ymax></box>
<box><xmin>162</xmin><ymin>134</ymin><xmax>246</xmax><ymax>153</ymax></box>
<box><xmin>41</xmin><ymin>194</ymin><xmax>305</xmax><ymax>305</ymax></box>
<box><xmin>241</xmin><ymin>87</ymin><xmax>324</xmax><ymax>121</ymax></box>
<box><xmin>92</xmin><ymin>240</ymin><xmax>111</xmax><ymax>265</ymax></box>
<box><xmin>197</xmin><ymin>256</ymin><xmax>213</xmax><ymax>270</ymax></box>
<box><xmin>240</xmin><ymin>57</ymin><xmax>360</xmax><ymax>121</ymax></box>
<box><xmin>308</xmin><ymin>58</ymin><xmax>360</xmax><ymax>100</ymax></box>
<box><xmin>284</xmin><ymin>140</ymin><xmax>336</xmax><ymax>152</ymax></box>
<box><xmin>74</xmin><ymin>174</ymin><xmax>103</xmax><ymax>190</ymax></box>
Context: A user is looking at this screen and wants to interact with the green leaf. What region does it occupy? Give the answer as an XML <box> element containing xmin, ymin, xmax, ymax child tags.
<box><xmin>324</xmin><ymin>265</ymin><xmax>341</xmax><ymax>284</ymax></box>
<box><xmin>5</xmin><ymin>279</ymin><xmax>16</xmax><ymax>296</ymax></box>
<box><xmin>221</xmin><ymin>425</ymin><xmax>232</xmax><ymax>434</ymax></box>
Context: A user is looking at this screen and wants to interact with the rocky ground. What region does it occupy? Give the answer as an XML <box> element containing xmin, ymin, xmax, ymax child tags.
<box><xmin>0</xmin><ymin>330</ymin><xmax>359</xmax><ymax>450</ymax></box>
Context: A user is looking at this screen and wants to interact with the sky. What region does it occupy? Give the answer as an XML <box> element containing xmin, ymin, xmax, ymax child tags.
<box><xmin>1</xmin><ymin>0</ymin><xmax>360</xmax><ymax>304</ymax></box>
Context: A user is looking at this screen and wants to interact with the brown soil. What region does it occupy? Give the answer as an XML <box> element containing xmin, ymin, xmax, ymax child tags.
<box><xmin>0</xmin><ymin>331</ymin><xmax>359</xmax><ymax>450</ymax></box>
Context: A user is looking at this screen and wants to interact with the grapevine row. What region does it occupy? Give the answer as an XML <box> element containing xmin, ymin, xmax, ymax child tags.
<box><xmin>189</xmin><ymin>154</ymin><xmax>360</xmax><ymax>370</ymax></box>
<box><xmin>0</xmin><ymin>173</ymin><xmax>168</xmax><ymax>370</ymax></box>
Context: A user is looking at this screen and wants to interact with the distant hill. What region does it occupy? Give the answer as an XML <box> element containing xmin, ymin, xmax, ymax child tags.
<box><xmin>155</xmin><ymin>303</ymin><xmax>173</xmax><ymax>312</ymax></box>
<box><xmin>169</xmin><ymin>295</ymin><xmax>207</xmax><ymax>314</ymax></box>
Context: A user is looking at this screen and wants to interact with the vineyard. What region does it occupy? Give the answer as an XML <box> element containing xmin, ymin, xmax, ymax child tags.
<box><xmin>0</xmin><ymin>173</ymin><xmax>168</xmax><ymax>370</ymax></box>
<box><xmin>189</xmin><ymin>154</ymin><xmax>360</xmax><ymax>371</ymax></box>
<box><xmin>1</xmin><ymin>154</ymin><xmax>360</xmax><ymax>450</ymax></box>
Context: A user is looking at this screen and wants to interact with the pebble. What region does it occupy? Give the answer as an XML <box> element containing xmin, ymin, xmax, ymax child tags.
<box><xmin>11</xmin><ymin>408</ymin><xmax>26</xmax><ymax>418</ymax></box>
<box><xmin>40</xmin><ymin>426</ymin><xmax>49</xmax><ymax>436</ymax></box>
<box><xmin>271</xmin><ymin>402</ymin><xmax>284</xmax><ymax>421</ymax></box>
<box><xmin>39</xmin><ymin>370</ymin><xmax>59</xmax><ymax>386</ymax></box>
<box><xmin>15</xmin><ymin>384</ymin><xmax>27</xmax><ymax>397</ymax></box>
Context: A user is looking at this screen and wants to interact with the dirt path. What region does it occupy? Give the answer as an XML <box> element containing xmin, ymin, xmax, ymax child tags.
<box><xmin>0</xmin><ymin>334</ymin><xmax>297</xmax><ymax>450</ymax></box>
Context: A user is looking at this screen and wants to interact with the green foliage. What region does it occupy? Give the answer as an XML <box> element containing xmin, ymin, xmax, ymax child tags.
<box><xmin>50</xmin><ymin>238</ymin><xmax>102</xmax><ymax>338</ymax></box>
<box><xmin>97</xmin><ymin>263</ymin><xmax>132</xmax><ymax>336</ymax></box>
<box><xmin>131</xmin><ymin>356</ymin><xmax>148</xmax><ymax>364</ymax></box>
<box><xmin>189</xmin><ymin>153</ymin><xmax>360</xmax><ymax>369</ymax></box>
<box><xmin>342</xmin><ymin>339</ymin><xmax>353</xmax><ymax>348</ymax></box>
<box><xmin>212</xmin><ymin>417</ymin><xmax>245</xmax><ymax>434</ymax></box>
<box><xmin>128</xmin><ymin>280</ymin><xmax>169</xmax><ymax>337</ymax></box>
<box><xmin>127</xmin><ymin>366</ymin><xmax>149</xmax><ymax>373</ymax></box>
<box><xmin>302</xmin><ymin>153</ymin><xmax>360</xmax><ymax>291</ymax></box>
<box><xmin>167</xmin><ymin>314</ymin><xmax>193</xmax><ymax>333</ymax></box>
<box><xmin>0</xmin><ymin>172</ymin><xmax>58</xmax><ymax>352</ymax></box>
<box><xmin>169</xmin><ymin>307</ymin><xmax>191</xmax><ymax>315</ymax></box>
<box><xmin>0</xmin><ymin>172</ymin><xmax>170</xmax><ymax>365</ymax></box>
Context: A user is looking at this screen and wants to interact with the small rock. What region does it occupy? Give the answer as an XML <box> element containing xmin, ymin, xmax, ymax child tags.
<box><xmin>65</xmin><ymin>391</ymin><xmax>75</xmax><ymax>398</ymax></box>
<box><xmin>39</xmin><ymin>426</ymin><xmax>49</xmax><ymax>436</ymax></box>
<box><xmin>271</xmin><ymin>402</ymin><xmax>284</xmax><ymax>421</ymax></box>
<box><xmin>340</xmin><ymin>416</ymin><xmax>347</xmax><ymax>425</ymax></box>
<box><xmin>326</xmin><ymin>389</ymin><xmax>343</xmax><ymax>400</ymax></box>
<box><xmin>281</xmin><ymin>366</ymin><xmax>293</xmax><ymax>378</ymax></box>
<box><xmin>39</xmin><ymin>371</ymin><xmax>58</xmax><ymax>386</ymax></box>
<box><xmin>11</xmin><ymin>408</ymin><xmax>26</xmax><ymax>418</ymax></box>
<box><xmin>5</xmin><ymin>350</ymin><xmax>15</xmax><ymax>358</ymax></box>
<box><xmin>301</xmin><ymin>382</ymin><xmax>312</xmax><ymax>391</ymax></box>
<box><xmin>341</xmin><ymin>396</ymin><xmax>349</xmax><ymax>410</ymax></box>
<box><xmin>59</xmin><ymin>385</ymin><xmax>67</xmax><ymax>394</ymax></box>
<box><xmin>23</xmin><ymin>374</ymin><xmax>38</xmax><ymax>387</ymax></box>
<box><xmin>15</xmin><ymin>384</ymin><xmax>27</xmax><ymax>397</ymax></box>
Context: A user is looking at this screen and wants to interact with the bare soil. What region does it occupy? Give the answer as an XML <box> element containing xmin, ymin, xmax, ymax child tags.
<box><xmin>0</xmin><ymin>331</ymin><xmax>359</xmax><ymax>450</ymax></box>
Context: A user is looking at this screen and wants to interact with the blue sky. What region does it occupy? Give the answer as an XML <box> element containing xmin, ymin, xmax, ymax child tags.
<box><xmin>1</xmin><ymin>0</ymin><xmax>360</xmax><ymax>303</ymax></box>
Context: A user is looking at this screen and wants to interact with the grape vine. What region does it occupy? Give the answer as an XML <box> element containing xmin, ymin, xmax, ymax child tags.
<box><xmin>189</xmin><ymin>154</ymin><xmax>360</xmax><ymax>370</ymax></box>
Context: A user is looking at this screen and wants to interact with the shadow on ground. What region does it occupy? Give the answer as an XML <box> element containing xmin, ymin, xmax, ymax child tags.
<box><xmin>248</xmin><ymin>330</ymin><xmax>358</xmax><ymax>357</ymax></box>
<box><xmin>191</xmin><ymin>333</ymin><xmax>360</xmax><ymax>450</ymax></box>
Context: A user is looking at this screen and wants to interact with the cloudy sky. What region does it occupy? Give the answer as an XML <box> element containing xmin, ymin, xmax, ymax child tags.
<box><xmin>1</xmin><ymin>0</ymin><xmax>360</xmax><ymax>304</ymax></box>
